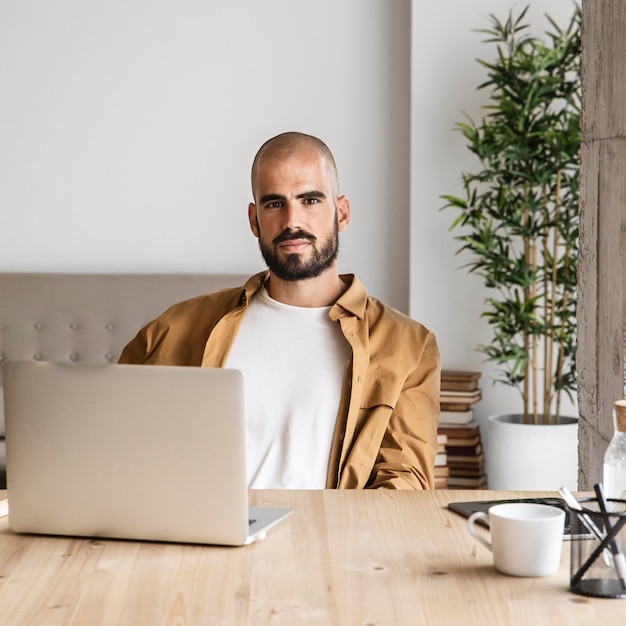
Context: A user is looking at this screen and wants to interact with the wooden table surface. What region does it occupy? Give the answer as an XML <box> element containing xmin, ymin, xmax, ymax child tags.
<box><xmin>0</xmin><ymin>488</ymin><xmax>624</xmax><ymax>625</ymax></box>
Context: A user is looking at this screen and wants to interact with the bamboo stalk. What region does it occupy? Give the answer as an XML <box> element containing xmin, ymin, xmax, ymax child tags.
<box><xmin>542</xmin><ymin>182</ymin><xmax>552</xmax><ymax>424</ymax></box>
<box><xmin>554</xmin><ymin>242</ymin><xmax>573</xmax><ymax>423</ymax></box>
<box><xmin>531</xmin><ymin>239</ymin><xmax>539</xmax><ymax>425</ymax></box>
<box><xmin>547</xmin><ymin>171</ymin><xmax>563</xmax><ymax>423</ymax></box>
<box><xmin>522</xmin><ymin>189</ymin><xmax>531</xmax><ymax>422</ymax></box>
<box><xmin>522</xmin><ymin>183</ymin><xmax>540</xmax><ymax>425</ymax></box>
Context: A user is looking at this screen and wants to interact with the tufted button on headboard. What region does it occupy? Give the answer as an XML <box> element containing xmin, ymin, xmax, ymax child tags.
<box><xmin>0</xmin><ymin>273</ymin><xmax>250</xmax><ymax>440</ymax></box>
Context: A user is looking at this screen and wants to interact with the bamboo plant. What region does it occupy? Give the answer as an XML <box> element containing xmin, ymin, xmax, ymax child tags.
<box><xmin>442</xmin><ymin>5</ymin><xmax>581</xmax><ymax>425</ymax></box>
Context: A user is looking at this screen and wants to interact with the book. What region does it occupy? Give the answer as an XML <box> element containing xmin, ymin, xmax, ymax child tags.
<box><xmin>447</xmin><ymin>453</ymin><xmax>485</xmax><ymax>466</ymax></box>
<box><xmin>440</xmin><ymin>370</ymin><xmax>481</xmax><ymax>392</ymax></box>
<box><xmin>440</xmin><ymin>401</ymin><xmax>481</xmax><ymax>412</ymax></box>
<box><xmin>434</xmin><ymin>465</ymin><xmax>450</xmax><ymax>478</ymax></box>
<box><xmin>441</xmin><ymin>369</ymin><xmax>482</xmax><ymax>381</ymax></box>
<box><xmin>434</xmin><ymin>476</ymin><xmax>449</xmax><ymax>489</ymax></box>
<box><xmin>445</xmin><ymin>443</ymin><xmax>482</xmax><ymax>456</ymax></box>
<box><xmin>444</xmin><ymin>434</ymin><xmax>481</xmax><ymax>447</ymax></box>
<box><xmin>447</xmin><ymin>475</ymin><xmax>488</xmax><ymax>489</ymax></box>
<box><xmin>440</xmin><ymin>389</ymin><xmax>482</xmax><ymax>400</ymax></box>
<box><xmin>439</xmin><ymin>409</ymin><xmax>474</xmax><ymax>425</ymax></box>
<box><xmin>449</xmin><ymin>466</ymin><xmax>484</xmax><ymax>478</ymax></box>
<box><xmin>435</xmin><ymin>452</ymin><xmax>447</xmax><ymax>466</ymax></box>
<box><xmin>437</xmin><ymin>422</ymin><xmax>480</xmax><ymax>438</ymax></box>
<box><xmin>440</xmin><ymin>390</ymin><xmax>482</xmax><ymax>411</ymax></box>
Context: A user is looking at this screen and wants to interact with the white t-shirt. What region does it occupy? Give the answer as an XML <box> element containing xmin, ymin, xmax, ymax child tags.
<box><xmin>225</xmin><ymin>287</ymin><xmax>351</xmax><ymax>488</ymax></box>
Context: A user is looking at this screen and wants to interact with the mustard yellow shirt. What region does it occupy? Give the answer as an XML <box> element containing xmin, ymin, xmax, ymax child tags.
<box><xmin>119</xmin><ymin>271</ymin><xmax>441</xmax><ymax>489</ymax></box>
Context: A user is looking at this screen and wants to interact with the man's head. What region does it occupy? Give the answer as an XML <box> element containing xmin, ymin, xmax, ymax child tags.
<box><xmin>248</xmin><ymin>132</ymin><xmax>350</xmax><ymax>282</ymax></box>
<box><xmin>251</xmin><ymin>132</ymin><xmax>340</xmax><ymax>201</ymax></box>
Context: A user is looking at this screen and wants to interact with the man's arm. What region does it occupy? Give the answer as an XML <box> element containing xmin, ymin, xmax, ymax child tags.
<box><xmin>118</xmin><ymin>328</ymin><xmax>150</xmax><ymax>364</ymax></box>
<box><xmin>367</xmin><ymin>332</ymin><xmax>441</xmax><ymax>489</ymax></box>
<box><xmin>117</xmin><ymin>287</ymin><xmax>248</xmax><ymax>367</ymax></box>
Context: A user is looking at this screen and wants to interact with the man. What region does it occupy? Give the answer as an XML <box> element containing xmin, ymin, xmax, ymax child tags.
<box><xmin>119</xmin><ymin>131</ymin><xmax>440</xmax><ymax>489</ymax></box>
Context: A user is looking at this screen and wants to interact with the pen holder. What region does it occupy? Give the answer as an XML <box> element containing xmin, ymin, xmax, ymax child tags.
<box><xmin>568</xmin><ymin>498</ymin><xmax>626</xmax><ymax>598</ymax></box>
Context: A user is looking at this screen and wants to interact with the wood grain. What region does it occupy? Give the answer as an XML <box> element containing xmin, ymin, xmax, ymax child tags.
<box><xmin>0</xmin><ymin>489</ymin><xmax>624</xmax><ymax>625</ymax></box>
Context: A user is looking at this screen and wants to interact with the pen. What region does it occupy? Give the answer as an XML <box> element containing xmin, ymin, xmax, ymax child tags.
<box><xmin>558</xmin><ymin>487</ymin><xmax>605</xmax><ymax>541</ymax></box>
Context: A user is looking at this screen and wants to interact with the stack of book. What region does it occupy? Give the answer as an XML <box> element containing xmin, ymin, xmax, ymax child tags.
<box><xmin>434</xmin><ymin>431</ymin><xmax>450</xmax><ymax>489</ymax></box>
<box><xmin>440</xmin><ymin>370</ymin><xmax>482</xmax><ymax>424</ymax></box>
<box><xmin>439</xmin><ymin>421</ymin><xmax>487</xmax><ymax>489</ymax></box>
<box><xmin>437</xmin><ymin>370</ymin><xmax>488</xmax><ymax>489</ymax></box>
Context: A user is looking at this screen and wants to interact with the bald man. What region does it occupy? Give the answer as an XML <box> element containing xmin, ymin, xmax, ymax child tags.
<box><xmin>119</xmin><ymin>132</ymin><xmax>441</xmax><ymax>489</ymax></box>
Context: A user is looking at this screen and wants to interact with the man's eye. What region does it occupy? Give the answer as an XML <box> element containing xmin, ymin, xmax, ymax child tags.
<box><xmin>266</xmin><ymin>201</ymin><xmax>283</xmax><ymax>209</ymax></box>
<box><xmin>303</xmin><ymin>198</ymin><xmax>319</xmax><ymax>205</ymax></box>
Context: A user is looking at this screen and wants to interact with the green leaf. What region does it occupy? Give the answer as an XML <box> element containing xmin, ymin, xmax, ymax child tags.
<box><xmin>440</xmin><ymin>4</ymin><xmax>580</xmax><ymax>421</ymax></box>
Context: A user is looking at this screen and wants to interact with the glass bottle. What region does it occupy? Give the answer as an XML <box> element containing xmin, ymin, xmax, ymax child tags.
<box><xmin>603</xmin><ymin>399</ymin><xmax>626</xmax><ymax>501</ymax></box>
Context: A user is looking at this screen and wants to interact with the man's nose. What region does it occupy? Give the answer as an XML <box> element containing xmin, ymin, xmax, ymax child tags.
<box><xmin>283</xmin><ymin>201</ymin><xmax>304</xmax><ymax>229</ymax></box>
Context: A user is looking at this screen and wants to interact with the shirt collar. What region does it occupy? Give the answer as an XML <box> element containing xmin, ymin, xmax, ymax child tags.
<box><xmin>242</xmin><ymin>271</ymin><xmax>367</xmax><ymax>320</ymax></box>
<box><xmin>241</xmin><ymin>271</ymin><xmax>270</xmax><ymax>305</ymax></box>
<box><xmin>332</xmin><ymin>274</ymin><xmax>367</xmax><ymax>320</ymax></box>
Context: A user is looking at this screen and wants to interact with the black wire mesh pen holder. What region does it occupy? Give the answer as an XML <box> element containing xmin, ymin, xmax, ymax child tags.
<box><xmin>568</xmin><ymin>498</ymin><xmax>626</xmax><ymax>598</ymax></box>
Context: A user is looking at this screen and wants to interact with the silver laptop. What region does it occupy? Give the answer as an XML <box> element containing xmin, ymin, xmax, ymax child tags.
<box><xmin>2</xmin><ymin>361</ymin><xmax>291</xmax><ymax>546</ymax></box>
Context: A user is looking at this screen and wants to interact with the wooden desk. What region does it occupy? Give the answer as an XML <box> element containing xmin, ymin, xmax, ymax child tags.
<box><xmin>0</xmin><ymin>489</ymin><xmax>623</xmax><ymax>625</ymax></box>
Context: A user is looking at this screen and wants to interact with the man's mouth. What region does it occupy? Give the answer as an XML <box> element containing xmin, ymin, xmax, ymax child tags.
<box><xmin>273</xmin><ymin>230</ymin><xmax>316</xmax><ymax>246</ymax></box>
<box><xmin>279</xmin><ymin>240</ymin><xmax>310</xmax><ymax>253</ymax></box>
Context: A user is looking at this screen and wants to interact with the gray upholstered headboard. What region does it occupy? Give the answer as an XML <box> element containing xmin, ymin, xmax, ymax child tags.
<box><xmin>0</xmin><ymin>272</ymin><xmax>250</xmax><ymax>475</ymax></box>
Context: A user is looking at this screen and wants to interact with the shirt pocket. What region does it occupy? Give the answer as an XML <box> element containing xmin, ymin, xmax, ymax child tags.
<box><xmin>359</xmin><ymin>367</ymin><xmax>401</xmax><ymax>410</ymax></box>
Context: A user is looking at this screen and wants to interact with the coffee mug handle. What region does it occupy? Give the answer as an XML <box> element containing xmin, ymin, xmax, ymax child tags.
<box><xmin>467</xmin><ymin>511</ymin><xmax>492</xmax><ymax>552</ymax></box>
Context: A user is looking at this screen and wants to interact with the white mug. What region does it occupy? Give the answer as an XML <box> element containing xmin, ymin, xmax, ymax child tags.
<box><xmin>467</xmin><ymin>502</ymin><xmax>565</xmax><ymax>577</ymax></box>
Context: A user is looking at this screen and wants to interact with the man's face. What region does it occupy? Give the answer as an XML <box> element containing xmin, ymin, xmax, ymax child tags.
<box><xmin>248</xmin><ymin>147</ymin><xmax>350</xmax><ymax>281</ymax></box>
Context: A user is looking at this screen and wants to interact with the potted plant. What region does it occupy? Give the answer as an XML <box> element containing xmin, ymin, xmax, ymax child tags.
<box><xmin>441</xmin><ymin>5</ymin><xmax>581</xmax><ymax>489</ymax></box>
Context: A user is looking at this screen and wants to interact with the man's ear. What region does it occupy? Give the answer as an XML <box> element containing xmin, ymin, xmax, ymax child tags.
<box><xmin>248</xmin><ymin>203</ymin><xmax>260</xmax><ymax>237</ymax></box>
<box><xmin>337</xmin><ymin>195</ymin><xmax>351</xmax><ymax>232</ymax></box>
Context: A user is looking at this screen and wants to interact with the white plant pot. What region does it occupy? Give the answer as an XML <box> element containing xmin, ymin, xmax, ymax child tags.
<box><xmin>486</xmin><ymin>414</ymin><xmax>579</xmax><ymax>490</ymax></box>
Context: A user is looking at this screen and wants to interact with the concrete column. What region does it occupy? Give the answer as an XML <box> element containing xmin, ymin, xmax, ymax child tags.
<box><xmin>578</xmin><ymin>0</ymin><xmax>626</xmax><ymax>488</ymax></box>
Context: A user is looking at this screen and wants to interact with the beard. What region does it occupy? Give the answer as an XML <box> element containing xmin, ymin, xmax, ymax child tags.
<box><xmin>257</xmin><ymin>216</ymin><xmax>339</xmax><ymax>281</ymax></box>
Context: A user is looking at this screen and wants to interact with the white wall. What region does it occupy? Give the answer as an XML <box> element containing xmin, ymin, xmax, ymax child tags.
<box><xmin>0</xmin><ymin>0</ymin><xmax>411</xmax><ymax>310</ymax></box>
<box><xmin>2</xmin><ymin>0</ymin><xmax>581</xmax><ymax>440</ymax></box>
<box><xmin>411</xmin><ymin>0</ymin><xmax>580</xmax><ymax>443</ymax></box>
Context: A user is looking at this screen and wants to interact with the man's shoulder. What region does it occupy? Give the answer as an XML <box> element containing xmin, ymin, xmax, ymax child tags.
<box><xmin>364</xmin><ymin>298</ymin><xmax>439</xmax><ymax>363</ymax></box>
<box><xmin>339</xmin><ymin>274</ymin><xmax>435</xmax><ymax>336</ymax></box>
<box><xmin>155</xmin><ymin>272</ymin><xmax>266</xmax><ymax>323</ymax></box>
<box><xmin>366</xmin><ymin>295</ymin><xmax>432</xmax><ymax>333</ymax></box>
<box><xmin>163</xmin><ymin>285</ymin><xmax>242</xmax><ymax>316</ymax></box>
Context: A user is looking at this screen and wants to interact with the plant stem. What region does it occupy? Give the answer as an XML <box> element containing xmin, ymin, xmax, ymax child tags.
<box><xmin>542</xmin><ymin>182</ymin><xmax>552</xmax><ymax>424</ymax></box>
<box><xmin>522</xmin><ymin>189</ymin><xmax>531</xmax><ymax>422</ymax></box>
<box><xmin>547</xmin><ymin>171</ymin><xmax>562</xmax><ymax>424</ymax></box>
<box><xmin>555</xmin><ymin>242</ymin><xmax>573</xmax><ymax>424</ymax></box>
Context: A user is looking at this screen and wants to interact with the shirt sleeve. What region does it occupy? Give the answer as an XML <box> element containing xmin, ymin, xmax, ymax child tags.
<box><xmin>366</xmin><ymin>330</ymin><xmax>441</xmax><ymax>490</ymax></box>
<box><xmin>118</xmin><ymin>328</ymin><xmax>150</xmax><ymax>364</ymax></box>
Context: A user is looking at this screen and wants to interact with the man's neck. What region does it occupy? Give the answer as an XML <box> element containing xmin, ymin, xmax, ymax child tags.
<box><xmin>264</xmin><ymin>270</ymin><xmax>348</xmax><ymax>307</ymax></box>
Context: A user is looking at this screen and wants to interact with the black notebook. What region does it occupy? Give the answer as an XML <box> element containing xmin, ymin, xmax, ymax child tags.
<box><xmin>447</xmin><ymin>497</ymin><xmax>576</xmax><ymax>539</ymax></box>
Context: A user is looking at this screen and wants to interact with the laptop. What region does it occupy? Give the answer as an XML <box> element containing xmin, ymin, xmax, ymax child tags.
<box><xmin>2</xmin><ymin>361</ymin><xmax>291</xmax><ymax>546</ymax></box>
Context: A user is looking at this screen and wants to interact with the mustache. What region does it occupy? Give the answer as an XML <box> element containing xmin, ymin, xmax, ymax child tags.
<box><xmin>272</xmin><ymin>229</ymin><xmax>316</xmax><ymax>245</ymax></box>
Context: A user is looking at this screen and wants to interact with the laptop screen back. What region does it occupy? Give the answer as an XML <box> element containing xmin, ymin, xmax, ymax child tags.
<box><xmin>3</xmin><ymin>362</ymin><xmax>252</xmax><ymax>545</ymax></box>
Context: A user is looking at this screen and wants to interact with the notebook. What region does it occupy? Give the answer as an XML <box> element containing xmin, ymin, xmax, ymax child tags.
<box><xmin>2</xmin><ymin>361</ymin><xmax>291</xmax><ymax>546</ymax></box>
<box><xmin>448</xmin><ymin>497</ymin><xmax>576</xmax><ymax>539</ymax></box>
